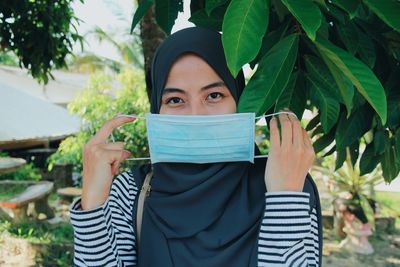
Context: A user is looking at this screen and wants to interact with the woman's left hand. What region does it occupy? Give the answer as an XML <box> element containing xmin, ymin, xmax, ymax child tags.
<box><xmin>264</xmin><ymin>109</ymin><xmax>315</xmax><ymax>192</ymax></box>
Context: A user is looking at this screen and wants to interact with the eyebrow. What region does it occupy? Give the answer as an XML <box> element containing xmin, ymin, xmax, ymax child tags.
<box><xmin>162</xmin><ymin>81</ymin><xmax>227</xmax><ymax>95</ymax></box>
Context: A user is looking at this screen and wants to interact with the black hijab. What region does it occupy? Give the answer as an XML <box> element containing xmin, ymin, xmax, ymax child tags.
<box><xmin>132</xmin><ymin>27</ymin><xmax>266</xmax><ymax>267</ymax></box>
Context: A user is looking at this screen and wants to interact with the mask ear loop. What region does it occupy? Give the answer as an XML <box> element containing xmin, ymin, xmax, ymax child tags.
<box><xmin>112</xmin><ymin>112</ymin><xmax>297</xmax><ymax>161</ymax></box>
<box><xmin>253</xmin><ymin>111</ymin><xmax>298</xmax><ymax>159</ymax></box>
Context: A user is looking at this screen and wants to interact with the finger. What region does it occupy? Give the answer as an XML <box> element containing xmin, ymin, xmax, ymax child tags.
<box><xmin>111</xmin><ymin>160</ymin><xmax>120</xmax><ymax>176</ymax></box>
<box><xmin>90</xmin><ymin>115</ymin><xmax>136</xmax><ymax>145</ymax></box>
<box><xmin>269</xmin><ymin>116</ymin><xmax>280</xmax><ymax>149</ymax></box>
<box><xmin>287</xmin><ymin>113</ymin><xmax>302</xmax><ymax>147</ymax></box>
<box><xmin>104</xmin><ymin>149</ymin><xmax>132</xmax><ymax>164</ymax></box>
<box><xmin>279</xmin><ymin>111</ymin><xmax>292</xmax><ymax>150</ymax></box>
<box><xmin>99</xmin><ymin>142</ymin><xmax>125</xmax><ymax>150</ymax></box>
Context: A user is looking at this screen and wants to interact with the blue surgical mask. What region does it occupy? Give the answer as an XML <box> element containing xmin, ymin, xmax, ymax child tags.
<box><xmin>146</xmin><ymin>112</ymin><xmax>255</xmax><ymax>163</ymax></box>
<box><xmin>115</xmin><ymin>111</ymin><xmax>296</xmax><ymax>164</ymax></box>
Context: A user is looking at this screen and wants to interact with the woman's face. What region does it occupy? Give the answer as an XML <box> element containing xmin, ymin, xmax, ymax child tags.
<box><xmin>159</xmin><ymin>53</ymin><xmax>237</xmax><ymax>115</ymax></box>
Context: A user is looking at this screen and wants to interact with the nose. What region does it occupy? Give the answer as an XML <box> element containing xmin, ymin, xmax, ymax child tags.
<box><xmin>190</xmin><ymin>102</ymin><xmax>208</xmax><ymax>115</ymax></box>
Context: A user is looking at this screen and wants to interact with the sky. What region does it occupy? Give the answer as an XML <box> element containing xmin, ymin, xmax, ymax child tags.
<box><xmin>72</xmin><ymin>0</ymin><xmax>194</xmax><ymax>61</ymax></box>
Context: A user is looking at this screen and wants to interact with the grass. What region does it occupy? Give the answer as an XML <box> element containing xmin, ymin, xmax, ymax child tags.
<box><xmin>375</xmin><ymin>191</ymin><xmax>400</xmax><ymax>226</ymax></box>
<box><xmin>0</xmin><ymin>219</ymin><xmax>73</xmax><ymax>244</ymax></box>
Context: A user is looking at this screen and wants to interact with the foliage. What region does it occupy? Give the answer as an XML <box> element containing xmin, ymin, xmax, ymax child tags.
<box><xmin>0</xmin><ymin>51</ymin><xmax>18</xmax><ymax>66</ymax></box>
<box><xmin>0</xmin><ymin>220</ymin><xmax>73</xmax><ymax>243</ymax></box>
<box><xmin>0</xmin><ymin>184</ymin><xmax>28</xmax><ymax>201</ymax></box>
<box><xmin>131</xmin><ymin>0</ymin><xmax>400</xmax><ymax>183</ymax></box>
<box><xmin>0</xmin><ymin>0</ymin><xmax>83</xmax><ymax>83</ymax></box>
<box><xmin>48</xmin><ymin>67</ymin><xmax>150</xmax><ymax>173</ymax></box>
<box><xmin>0</xmin><ymin>163</ymin><xmax>42</xmax><ymax>181</ymax></box>
<box><xmin>70</xmin><ymin>1</ymin><xmax>143</xmax><ymax>74</ymax></box>
<box><xmin>0</xmin><ymin>220</ymin><xmax>73</xmax><ymax>266</ymax></box>
<box><xmin>0</xmin><ymin>153</ymin><xmax>42</xmax><ymax>181</ymax></box>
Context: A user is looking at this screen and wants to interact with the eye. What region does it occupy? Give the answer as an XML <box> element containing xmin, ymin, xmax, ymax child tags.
<box><xmin>166</xmin><ymin>97</ymin><xmax>184</xmax><ymax>105</ymax></box>
<box><xmin>207</xmin><ymin>92</ymin><xmax>224</xmax><ymax>101</ymax></box>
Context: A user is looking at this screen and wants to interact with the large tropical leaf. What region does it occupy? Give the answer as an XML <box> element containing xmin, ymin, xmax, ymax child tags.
<box><xmin>189</xmin><ymin>7</ymin><xmax>226</xmax><ymax>32</ymax></box>
<box><xmin>362</xmin><ymin>0</ymin><xmax>400</xmax><ymax>32</ymax></box>
<box><xmin>335</xmin><ymin>106</ymin><xmax>373</xmax><ymax>149</ymax></box>
<box><xmin>381</xmin><ymin>144</ymin><xmax>400</xmax><ymax>183</ymax></box>
<box><xmin>315</xmin><ymin>37</ymin><xmax>387</xmax><ymax>124</ymax></box>
<box><xmin>155</xmin><ymin>0</ymin><xmax>183</xmax><ymax>34</ymax></box>
<box><xmin>222</xmin><ymin>0</ymin><xmax>269</xmax><ymax>77</ymax></box>
<box><xmin>387</xmin><ymin>87</ymin><xmax>400</xmax><ymax>128</ymax></box>
<box><xmin>360</xmin><ymin>142</ymin><xmax>381</xmax><ymax>175</ymax></box>
<box><xmin>238</xmin><ymin>34</ymin><xmax>299</xmax><ymax>116</ymax></box>
<box><xmin>306</xmin><ymin>76</ymin><xmax>340</xmax><ymax>133</ymax></box>
<box><xmin>275</xmin><ymin>71</ymin><xmax>306</xmax><ymax>119</ymax></box>
<box><xmin>319</xmin><ymin>54</ymin><xmax>354</xmax><ymax>117</ymax></box>
<box><xmin>130</xmin><ymin>0</ymin><xmax>154</xmax><ymax>33</ymax></box>
<box><xmin>331</xmin><ymin>0</ymin><xmax>360</xmax><ymax>19</ymax></box>
<box><xmin>205</xmin><ymin>0</ymin><xmax>229</xmax><ymax>15</ymax></box>
<box><xmin>396</xmin><ymin>129</ymin><xmax>400</xmax><ymax>163</ymax></box>
<box><xmin>281</xmin><ymin>0</ymin><xmax>322</xmax><ymax>40</ymax></box>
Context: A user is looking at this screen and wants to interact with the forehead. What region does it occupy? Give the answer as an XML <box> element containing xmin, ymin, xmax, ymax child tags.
<box><xmin>164</xmin><ymin>53</ymin><xmax>223</xmax><ymax>89</ymax></box>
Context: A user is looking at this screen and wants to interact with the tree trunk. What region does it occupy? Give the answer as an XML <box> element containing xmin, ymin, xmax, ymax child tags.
<box><xmin>139</xmin><ymin>3</ymin><xmax>166</xmax><ymax>101</ymax></box>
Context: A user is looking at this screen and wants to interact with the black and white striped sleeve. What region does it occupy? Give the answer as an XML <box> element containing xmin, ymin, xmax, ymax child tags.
<box><xmin>257</xmin><ymin>192</ymin><xmax>320</xmax><ymax>267</ymax></box>
<box><xmin>69</xmin><ymin>171</ymin><xmax>139</xmax><ymax>267</ymax></box>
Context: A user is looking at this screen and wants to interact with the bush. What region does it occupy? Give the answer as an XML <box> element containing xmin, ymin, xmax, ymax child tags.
<box><xmin>0</xmin><ymin>153</ymin><xmax>42</xmax><ymax>181</ymax></box>
<box><xmin>48</xmin><ymin>67</ymin><xmax>150</xmax><ymax>173</ymax></box>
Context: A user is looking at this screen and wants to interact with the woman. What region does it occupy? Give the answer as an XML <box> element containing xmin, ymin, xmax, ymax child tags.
<box><xmin>70</xmin><ymin>27</ymin><xmax>322</xmax><ymax>267</ymax></box>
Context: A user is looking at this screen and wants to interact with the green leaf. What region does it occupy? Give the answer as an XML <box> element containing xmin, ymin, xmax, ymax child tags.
<box><xmin>395</xmin><ymin>129</ymin><xmax>400</xmax><ymax>163</ymax></box>
<box><xmin>331</xmin><ymin>0</ymin><xmax>360</xmax><ymax>19</ymax></box>
<box><xmin>189</xmin><ymin>8</ymin><xmax>225</xmax><ymax>31</ymax></box>
<box><xmin>250</xmin><ymin>21</ymin><xmax>290</xmax><ymax>69</ymax></box>
<box><xmin>362</xmin><ymin>0</ymin><xmax>400</xmax><ymax>32</ymax></box>
<box><xmin>387</xmin><ymin>86</ymin><xmax>400</xmax><ymax>128</ymax></box>
<box><xmin>155</xmin><ymin>0</ymin><xmax>183</xmax><ymax>34</ymax></box>
<box><xmin>306</xmin><ymin>73</ymin><xmax>340</xmax><ymax>133</ymax></box>
<box><xmin>304</xmin><ymin>56</ymin><xmax>342</xmax><ymax>100</ymax></box>
<box><xmin>306</xmin><ymin>113</ymin><xmax>320</xmax><ymax>131</ymax></box>
<box><xmin>355</xmin><ymin>26</ymin><xmax>376</xmax><ymax>68</ymax></box>
<box><xmin>315</xmin><ymin>37</ymin><xmax>387</xmax><ymax>124</ymax></box>
<box><xmin>271</xmin><ymin>0</ymin><xmax>289</xmax><ymax>22</ymax></box>
<box><xmin>130</xmin><ymin>0</ymin><xmax>154</xmax><ymax>33</ymax></box>
<box><xmin>305</xmin><ymin>56</ymin><xmax>340</xmax><ymax>133</ymax></box>
<box><xmin>205</xmin><ymin>0</ymin><xmax>229</xmax><ymax>15</ymax></box>
<box><xmin>335</xmin><ymin>148</ymin><xmax>346</xmax><ymax>170</ymax></box>
<box><xmin>319</xmin><ymin>54</ymin><xmax>354</xmax><ymax>117</ymax></box>
<box><xmin>281</xmin><ymin>0</ymin><xmax>322</xmax><ymax>40</ymax></box>
<box><xmin>360</xmin><ymin>142</ymin><xmax>380</xmax><ymax>175</ymax></box>
<box><xmin>335</xmin><ymin>106</ymin><xmax>372</xmax><ymax>149</ymax></box>
<box><xmin>222</xmin><ymin>0</ymin><xmax>269</xmax><ymax>77</ymax></box>
<box><xmin>373</xmin><ymin>130</ymin><xmax>387</xmax><ymax>155</ymax></box>
<box><xmin>313</xmin><ymin>129</ymin><xmax>336</xmax><ymax>153</ymax></box>
<box><xmin>238</xmin><ymin>34</ymin><xmax>299</xmax><ymax>116</ymax></box>
<box><xmin>381</xmin><ymin>145</ymin><xmax>400</xmax><ymax>183</ymax></box>
<box><xmin>337</xmin><ymin>21</ymin><xmax>359</xmax><ymax>55</ymax></box>
<box><xmin>275</xmin><ymin>71</ymin><xmax>306</xmax><ymax>119</ymax></box>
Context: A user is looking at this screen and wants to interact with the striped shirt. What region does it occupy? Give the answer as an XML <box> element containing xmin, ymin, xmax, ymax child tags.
<box><xmin>70</xmin><ymin>171</ymin><xmax>320</xmax><ymax>267</ymax></box>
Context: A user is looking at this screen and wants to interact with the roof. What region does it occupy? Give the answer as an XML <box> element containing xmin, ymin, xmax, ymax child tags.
<box><xmin>0</xmin><ymin>73</ymin><xmax>81</xmax><ymax>146</ymax></box>
<box><xmin>0</xmin><ymin>65</ymin><xmax>88</xmax><ymax>107</ymax></box>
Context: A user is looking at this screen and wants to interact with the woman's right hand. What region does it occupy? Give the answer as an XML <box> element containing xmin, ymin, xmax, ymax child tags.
<box><xmin>81</xmin><ymin>115</ymin><xmax>135</xmax><ymax>210</ymax></box>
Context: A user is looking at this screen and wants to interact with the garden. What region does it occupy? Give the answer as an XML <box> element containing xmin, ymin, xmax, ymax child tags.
<box><xmin>1</xmin><ymin>0</ymin><xmax>400</xmax><ymax>266</ymax></box>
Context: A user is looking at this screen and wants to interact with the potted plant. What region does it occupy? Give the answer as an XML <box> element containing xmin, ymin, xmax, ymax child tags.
<box><xmin>314</xmin><ymin>147</ymin><xmax>383</xmax><ymax>255</ymax></box>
